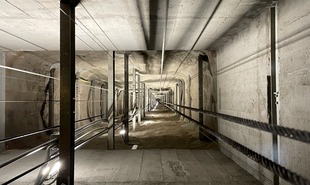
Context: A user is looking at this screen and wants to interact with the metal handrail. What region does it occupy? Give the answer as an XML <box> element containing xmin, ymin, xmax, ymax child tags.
<box><xmin>75</xmin><ymin>127</ymin><xmax>108</xmax><ymax>143</ymax></box>
<box><xmin>0</xmin><ymin>108</ymin><xmax>128</xmax><ymax>183</ymax></box>
<box><xmin>75</xmin><ymin>119</ymin><xmax>106</xmax><ymax>135</ymax></box>
<box><xmin>0</xmin><ymin>138</ymin><xmax>58</xmax><ymax>169</ymax></box>
<box><xmin>75</xmin><ymin>122</ymin><xmax>122</xmax><ymax>150</ymax></box>
<box><xmin>75</xmin><ymin>114</ymin><xmax>106</xmax><ymax>123</ymax></box>
<box><xmin>0</xmin><ymin>126</ymin><xmax>59</xmax><ymax>144</ymax></box>
<box><xmin>2</xmin><ymin>154</ymin><xmax>59</xmax><ymax>185</ymax></box>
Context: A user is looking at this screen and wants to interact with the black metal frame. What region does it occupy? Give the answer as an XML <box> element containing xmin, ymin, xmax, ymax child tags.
<box><xmin>58</xmin><ymin>0</ymin><xmax>79</xmax><ymax>184</ymax></box>
<box><xmin>270</xmin><ymin>3</ymin><xmax>279</xmax><ymax>185</ymax></box>
<box><xmin>123</xmin><ymin>54</ymin><xmax>129</xmax><ymax>143</ymax></box>
<box><xmin>198</xmin><ymin>55</ymin><xmax>205</xmax><ymax>140</ymax></box>
<box><xmin>107</xmin><ymin>51</ymin><xmax>116</xmax><ymax>149</ymax></box>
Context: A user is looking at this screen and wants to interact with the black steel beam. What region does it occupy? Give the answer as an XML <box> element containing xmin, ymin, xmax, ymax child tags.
<box><xmin>123</xmin><ymin>54</ymin><xmax>129</xmax><ymax>143</ymax></box>
<box><xmin>108</xmin><ymin>51</ymin><xmax>115</xmax><ymax>149</ymax></box>
<box><xmin>270</xmin><ymin>3</ymin><xmax>279</xmax><ymax>185</ymax></box>
<box><xmin>198</xmin><ymin>55</ymin><xmax>206</xmax><ymax>140</ymax></box>
<box><xmin>58</xmin><ymin>1</ymin><xmax>77</xmax><ymax>184</ymax></box>
<box><xmin>143</xmin><ymin>83</ymin><xmax>146</xmax><ymax>117</ymax></box>
<box><xmin>175</xmin><ymin>83</ymin><xmax>178</xmax><ymax>111</ymax></box>
<box><xmin>49</xmin><ymin>68</ymin><xmax>55</xmax><ymax>129</ymax></box>
<box><xmin>148</xmin><ymin>89</ymin><xmax>150</xmax><ymax>112</ymax></box>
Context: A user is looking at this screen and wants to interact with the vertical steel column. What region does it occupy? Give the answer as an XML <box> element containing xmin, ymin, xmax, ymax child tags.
<box><xmin>108</xmin><ymin>51</ymin><xmax>115</xmax><ymax>150</ymax></box>
<box><xmin>132</xmin><ymin>68</ymin><xmax>137</xmax><ymax>130</ymax></box>
<box><xmin>115</xmin><ymin>89</ymin><xmax>118</xmax><ymax>116</ymax></box>
<box><xmin>123</xmin><ymin>54</ymin><xmax>129</xmax><ymax>143</ymax></box>
<box><xmin>137</xmin><ymin>74</ymin><xmax>141</xmax><ymax>123</ymax></box>
<box><xmin>0</xmin><ymin>52</ymin><xmax>5</xmax><ymax>151</ymax></box>
<box><xmin>105</xmin><ymin>83</ymin><xmax>108</xmax><ymax>120</ymax></box>
<box><xmin>198</xmin><ymin>55</ymin><xmax>206</xmax><ymax>140</ymax></box>
<box><xmin>188</xmin><ymin>75</ymin><xmax>192</xmax><ymax>118</ymax></box>
<box><xmin>75</xmin><ymin>73</ymin><xmax>81</xmax><ymax>127</ymax></box>
<box><xmin>148</xmin><ymin>89</ymin><xmax>150</xmax><ymax>112</ymax></box>
<box><xmin>49</xmin><ymin>68</ymin><xmax>55</xmax><ymax>128</ymax></box>
<box><xmin>145</xmin><ymin>88</ymin><xmax>149</xmax><ymax>112</ymax></box>
<box><xmin>270</xmin><ymin>3</ymin><xmax>279</xmax><ymax>185</ymax></box>
<box><xmin>175</xmin><ymin>83</ymin><xmax>178</xmax><ymax>111</ymax></box>
<box><xmin>58</xmin><ymin>0</ymin><xmax>78</xmax><ymax>184</ymax></box>
<box><xmin>143</xmin><ymin>83</ymin><xmax>146</xmax><ymax>117</ymax></box>
<box><xmin>91</xmin><ymin>81</ymin><xmax>95</xmax><ymax>119</ymax></box>
<box><xmin>182</xmin><ymin>80</ymin><xmax>185</xmax><ymax>115</ymax></box>
<box><xmin>171</xmin><ymin>90</ymin><xmax>173</xmax><ymax>103</ymax></box>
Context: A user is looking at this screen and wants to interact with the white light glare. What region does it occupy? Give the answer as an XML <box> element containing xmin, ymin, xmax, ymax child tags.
<box><xmin>42</xmin><ymin>166</ymin><xmax>50</xmax><ymax>175</ymax></box>
<box><xmin>49</xmin><ymin>161</ymin><xmax>61</xmax><ymax>176</ymax></box>
<box><xmin>120</xmin><ymin>129</ymin><xmax>126</xmax><ymax>135</ymax></box>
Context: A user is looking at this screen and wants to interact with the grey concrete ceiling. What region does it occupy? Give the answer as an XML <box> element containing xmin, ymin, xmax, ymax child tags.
<box><xmin>1</xmin><ymin>0</ymin><xmax>269</xmax><ymax>90</ymax></box>
<box><xmin>0</xmin><ymin>0</ymin><xmax>268</xmax><ymax>51</ymax></box>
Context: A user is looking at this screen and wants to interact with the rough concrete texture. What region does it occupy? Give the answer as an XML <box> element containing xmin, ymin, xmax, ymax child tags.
<box><xmin>0</xmin><ymin>149</ymin><xmax>262</xmax><ymax>185</ymax></box>
<box><xmin>4</xmin><ymin>52</ymin><xmax>53</xmax><ymax>149</ymax></box>
<box><xmin>2</xmin><ymin>50</ymin><xmax>211</xmax><ymax>149</ymax></box>
<box><xmin>277</xmin><ymin>0</ymin><xmax>310</xmax><ymax>184</ymax></box>
<box><xmin>216</xmin><ymin>0</ymin><xmax>310</xmax><ymax>184</ymax></box>
<box><xmin>0</xmin><ymin>0</ymin><xmax>266</xmax><ymax>51</ymax></box>
<box><xmin>81</xmin><ymin>103</ymin><xmax>211</xmax><ymax>149</ymax></box>
<box><xmin>216</xmin><ymin>5</ymin><xmax>274</xmax><ymax>185</ymax></box>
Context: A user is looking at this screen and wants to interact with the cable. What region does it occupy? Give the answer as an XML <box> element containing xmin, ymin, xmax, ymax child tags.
<box><xmin>80</xmin><ymin>2</ymin><xmax>118</xmax><ymax>50</ymax></box>
<box><xmin>164</xmin><ymin>103</ymin><xmax>310</xmax><ymax>185</ymax></box>
<box><xmin>0</xmin><ymin>65</ymin><xmax>57</xmax><ymax>80</ymax></box>
<box><xmin>165</xmin><ymin>102</ymin><xmax>310</xmax><ymax>144</ymax></box>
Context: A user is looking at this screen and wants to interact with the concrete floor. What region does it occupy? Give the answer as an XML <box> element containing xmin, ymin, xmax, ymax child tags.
<box><xmin>83</xmin><ymin>105</ymin><xmax>211</xmax><ymax>149</ymax></box>
<box><xmin>0</xmin><ymin>149</ymin><xmax>261</xmax><ymax>185</ymax></box>
<box><xmin>0</xmin><ymin>105</ymin><xmax>262</xmax><ymax>184</ymax></box>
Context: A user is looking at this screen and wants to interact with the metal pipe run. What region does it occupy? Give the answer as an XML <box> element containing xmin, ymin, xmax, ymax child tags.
<box><xmin>0</xmin><ymin>138</ymin><xmax>57</xmax><ymax>169</ymax></box>
<box><xmin>2</xmin><ymin>154</ymin><xmax>59</xmax><ymax>185</ymax></box>
<box><xmin>0</xmin><ymin>126</ymin><xmax>59</xmax><ymax>144</ymax></box>
<box><xmin>75</xmin><ymin>127</ymin><xmax>108</xmax><ymax>143</ymax></box>
<box><xmin>75</xmin><ymin>120</ymin><xmax>105</xmax><ymax>135</ymax></box>
<box><xmin>159</xmin><ymin>0</ymin><xmax>169</xmax><ymax>92</ymax></box>
<box><xmin>75</xmin><ymin>114</ymin><xmax>106</xmax><ymax>123</ymax></box>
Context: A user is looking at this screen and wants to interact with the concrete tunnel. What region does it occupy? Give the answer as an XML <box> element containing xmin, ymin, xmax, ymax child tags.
<box><xmin>0</xmin><ymin>0</ymin><xmax>309</xmax><ymax>184</ymax></box>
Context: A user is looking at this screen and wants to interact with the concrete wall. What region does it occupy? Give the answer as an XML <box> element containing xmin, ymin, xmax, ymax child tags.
<box><xmin>216</xmin><ymin>1</ymin><xmax>310</xmax><ymax>184</ymax></box>
<box><xmin>185</xmin><ymin>52</ymin><xmax>217</xmax><ymax>133</ymax></box>
<box><xmin>277</xmin><ymin>0</ymin><xmax>310</xmax><ymax>184</ymax></box>
<box><xmin>2</xmin><ymin>51</ymin><xmax>108</xmax><ymax>149</ymax></box>
<box><xmin>217</xmin><ymin>6</ymin><xmax>273</xmax><ymax>184</ymax></box>
<box><xmin>5</xmin><ymin>52</ymin><xmax>52</xmax><ymax>148</ymax></box>
<box><xmin>0</xmin><ymin>52</ymin><xmax>5</xmax><ymax>151</ymax></box>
